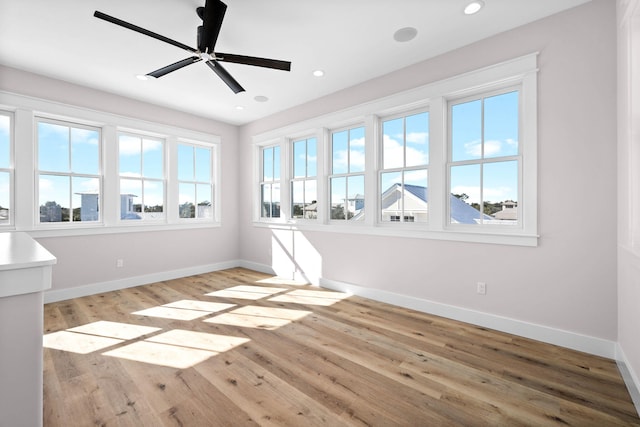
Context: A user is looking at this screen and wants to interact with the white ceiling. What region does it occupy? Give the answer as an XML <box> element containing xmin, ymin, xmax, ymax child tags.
<box><xmin>0</xmin><ymin>0</ymin><xmax>590</xmax><ymax>125</ymax></box>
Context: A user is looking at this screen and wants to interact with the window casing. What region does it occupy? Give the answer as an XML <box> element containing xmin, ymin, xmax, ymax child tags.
<box><xmin>177</xmin><ymin>142</ymin><xmax>214</xmax><ymax>220</ymax></box>
<box><xmin>260</xmin><ymin>145</ymin><xmax>281</xmax><ymax>219</ymax></box>
<box><xmin>0</xmin><ymin>112</ymin><xmax>13</xmax><ymax>227</ymax></box>
<box><xmin>36</xmin><ymin>118</ymin><xmax>102</xmax><ymax>225</ymax></box>
<box><xmin>291</xmin><ymin>137</ymin><xmax>317</xmax><ymax>220</ymax></box>
<box><xmin>118</xmin><ymin>132</ymin><xmax>165</xmax><ymax>221</ymax></box>
<box><xmin>329</xmin><ymin>126</ymin><xmax>365</xmax><ymax>221</ymax></box>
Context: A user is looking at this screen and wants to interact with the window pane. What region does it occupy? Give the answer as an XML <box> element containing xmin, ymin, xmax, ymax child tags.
<box><xmin>71</xmin><ymin>128</ymin><xmax>99</xmax><ymax>175</ymax></box>
<box><xmin>484</xmin><ymin>91</ymin><xmax>519</xmax><ymax>158</ymax></box>
<box><xmin>273</xmin><ymin>146</ymin><xmax>280</xmax><ymax>180</ymax></box>
<box><xmin>304</xmin><ymin>180</ymin><xmax>317</xmax><ymax>219</ymax></box>
<box><xmin>332</xmin><ymin>130</ymin><xmax>348</xmax><ymax>174</ymax></box>
<box><xmin>179</xmin><ymin>182</ymin><xmax>195</xmax><ymax>218</ymax></box>
<box><xmin>349</xmin><ymin>126</ymin><xmax>365</xmax><ymax>173</ymax></box>
<box><xmin>291</xmin><ymin>180</ymin><xmax>304</xmax><ymax>218</ymax></box>
<box><xmin>119</xmin><ymin>135</ymin><xmax>141</xmax><ymax>176</ymax></box>
<box><xmin>381</xmin><ymin>171</ymin><xmax>402</xmax><ymax>222</ymax></box>
<box><xmin>404</xmin><ymin>169</ymin><xmax>428</xmax><ymax>223</ymax></box>
<box><xmin>39</xmin><ymin>122</ymin><xmax>69</xmax><ymax>172</ymax></box>
<box><xmin>383</xmin><ymin>117</ymin><xmax>403</xmax><ymax>169</ymax></box>
<box><xmin>0</xmin><ymin>115</ymin><xmax>10</xmax><ymax>169</ymax></box>
<box><xmin>195</xmin><ymin>147</ymin><xmax>211</xmax><ymax>182</ymax></box>
<box><xmin>143</xmin><ymin>138</ymin><xmax>163</xmax><ymax>178</ymax></box>
<box><xmin>450</xmin><ymin>164</ymin><xmax>482</xmax><ymax>224</ymax></box>
<box><xmin>483</xmin><ymin>161</ymin><xmax>518</xmax><ymax>223</ymax></box>
<box><xmin>261</xmin><ymin>183</ymin><xmax>281</xmax><ymax>218</ymax></box>
<box><xmin>307</xmin><ymin>138</ymin><xmax>317</xmax><ymax>177</ymax></box>
<box><xmin>263</xmin><ymin>147</ymin><xmax>273</xmax><ymax>181</ymax></box>
<box><xmin>293</xmin><ymin>140</ymin><xmax>306</xmax><ymax>178</ymax></box>
<box><xmin>0</xmin><ymin>172</ymin><xmax>9</xmax><ymax>224</ymax></box>
<box><xmin>347</xmin><ymin>175</ymin><xmax>365</xmax><ymax>220</ymax></box>
<box><xmin>178</xmin><ymin>145</ymin><xmax>194</xmax><ymax>181</ymax></box>
<box><xmin>451</xmin><ymin>100</ymin><xmax>482</xmax><ymax>162</ymax></box>
<box><xmin>196</xmin><ymin>183</ymin><xmax>212</xmax><ymax>218</ymax></box>
<box><xmin>120</xmin><ymin>179</ymin><xmax>142</xmax><ymax>220</ymax></box>
<box><xmin>405</xmin><ymin>112</ymin><xmax>429</xmax><ymax>167</ymax></box>
<box><xmin>72</xmin><ymin>177</ymin><xmax>99</xmax><ymax>222</ymax></box>
<box><xmin>144</xmin><ymin>180</ymin><xmax>164</xmax><ymax>219</ymax></box>
<box><xmin>330</xmin><ymin>176</ymin><xmax>346</xmax><ymax>220</ymax></box>
<box><xmin>39</xmin><ymin>175</ymin><xmax>70</xmax><ymax>222</ymax></box>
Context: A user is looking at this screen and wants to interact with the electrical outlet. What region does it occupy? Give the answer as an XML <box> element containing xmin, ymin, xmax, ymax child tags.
<box><xmin>477</xmin><ymin>282</ymin><xmax>486</xmax><ymax>295</ymax></box>
<box><xmin>116</xmin><ymin>259</ymin><xmax>124</xmax><ymax>268</ymax></box>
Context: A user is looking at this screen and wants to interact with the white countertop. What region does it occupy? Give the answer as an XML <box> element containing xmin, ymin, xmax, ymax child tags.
<box><xmin>0</xmin><ymin>232</ymin><xmax>56</xmax><ymax>271</ymax></box>
<box><xmin>0</xmin><ymin>232</ymin><xmax>57</xmax><ymax>297</ymax></box>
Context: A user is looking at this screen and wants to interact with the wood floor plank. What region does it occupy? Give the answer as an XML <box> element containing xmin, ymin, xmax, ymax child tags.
<box><xmin>43</xmin><ymin>268</ymin><xmax>640</xmax><ymax>426</ymax></box>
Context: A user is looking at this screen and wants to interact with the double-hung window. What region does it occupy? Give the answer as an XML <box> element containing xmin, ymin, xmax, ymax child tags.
<box><xmin>118</xmin><ymin>132</ymin><xmax>165</xmax><ymax>221</ymax></box>
<box><xmin>380</xmin><ymin>111</ymin><xmax>429</xmax><ymax>223</ymax></box>
<box><xmin>260</xmin><ymin>145</ymin><xmax>281</xmax><ymax>219</ymax></box>
<box><xmin>329</xmin><ymin>126</ymin><xmax>365</xmax><ymax>221</ymax></box>
<box><xmin>0</xmin><ymin>112</ymin><xmax>12</xmax><ymax>226</ymax></box>
<box><xmin>291</xmin><ymin>137</ymin><xmax>317</xmax><ymax>220</ymax></box>
<box><xmin>177</xmin><ymin>143</ymin><xmax>213</xmax><ymax>219</ymax></box>
<box><xmin>37</xmin><ymin>119</ymin><xmax>101</xmax><ymax>224</ymax></box>
<box><xmin>448</xmin><ymin>89</ymin><xmax>520</xmax><ymax>226</ymax></box>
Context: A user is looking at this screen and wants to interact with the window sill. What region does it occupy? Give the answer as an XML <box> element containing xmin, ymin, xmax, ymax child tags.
<box><xmin>17</xmin><ymin>221</ymin><xmax>221</xmax><ymax>239</ymax></box>
<box><xmin>252</xmin><ymin>220</ymin><xmax>538</xmax><ymax>247</ymax></box>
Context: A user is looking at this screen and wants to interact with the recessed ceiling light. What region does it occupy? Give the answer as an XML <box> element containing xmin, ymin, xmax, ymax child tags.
<box><xmin>235</xmin><ymin>105</ymin><xmax>245</xmax><ymax>110</ymax></box>
<box><xmin>254</xmin><ymin>95</ymin><xmax>269</xmax><ymax>102</ymax></box>
<box><xmin>312</xmin><ymin>70</ymin><xmax>325</xmax><ymax>77</ymax></box>
<box><xmin>464</xmin><ymin>0</ymin><xmax>485</xmax><ymax>15</ymax></box>
<box><xmin>393</xmin><ymin>27</ymin><xmax>418</xmax><ymax>43</ymax></box>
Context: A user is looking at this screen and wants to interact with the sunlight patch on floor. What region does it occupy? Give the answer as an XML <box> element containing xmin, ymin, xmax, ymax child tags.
<box><xmin>103</xmin><ymin>329</ymin><xmax>250</xmax><ymax>369</ymax></box>
<box><xmin>43</xmin><ymin>331</ymin><xmax>124</xmax><ymax>354</ymax></box>
<box><xmin>68</xmin><ymin>321</ymin><xmax>161</xmax><ymax>340</ymax></box>
<box><xmin>204</xmin><ymin>305</ymin><xmax>311</xmax><ymax>330</ymax></box>
<box><xmin>269</xmin><ymin>289</ymin><xmax>349</xmax><ymax>306</ymax></box>
<box><xmin>205</xmin><ymin>285</ymin><xmax>287</xmax><ymax>300</ymax></box>
<box><xmin>162</xmin><ymin>299</ymin><xmax>235</xmax><ymax>313</ymax></box>
<box><xmin>132</xmin><ymin>306</ymin><xmax>213</xmax><ymax>321</ymax></box>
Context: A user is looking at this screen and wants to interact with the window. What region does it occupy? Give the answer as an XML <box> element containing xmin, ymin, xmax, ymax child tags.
<box><xmin>448</xmin><ymin>89</ymin><xmax>519</xmax><ymax>226</ymax></box>
<box><xmin>291</xmin><ymin>137</ymin><xmax>317</xmax><ymax>219</ymax></box>
<box><xmin>0</xmin><ymin>113</ymin><xmax>12</xmax><ymax>226</ymax></box>
<box><xmin>330</xmin><ymin>126</ymin><xmax>365</xmax><ymax>221</ymax></box>
<box><xmin>253</xmin><ymin>54</ymin><xmax>537</xmax><ymax>246</ymax></box>
<box><xmin>380</xmin><ymin>111</ymin><xmax>429</xmax><ymax>223</ymax></box>
<box><xmin>260</xmin><ymin>145</ymin><xmax>281</xmax><ymax>218</ymax></box>
<box><xmin>178</xmin><ymin>143</ymin><xmax>213</xmax><ymax>219</ymax></box>
<box><xmin>37</xmin><ymin>119</ymin><xmax>101</xmax><ymax>224</ymax></box>
<box><xmin>118</xmin><ymin>133</ymin><xmax>165</xmax><ymax>221</ymax></box>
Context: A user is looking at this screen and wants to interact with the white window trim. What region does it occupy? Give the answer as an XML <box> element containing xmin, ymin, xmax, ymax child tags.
<box><xmin>0</xmin><ymin>91</ymin><xmax>221</xmax><ymax>238</ymax></box>
<box><xmin>0</xmin><ymin>110</ymin><xmax>14</xmax><ymax>229</ymax></box>
<box><xmin>253</xmin><ymin>53</ymin><xmax>538</xmax><ymax>246</ymax></box>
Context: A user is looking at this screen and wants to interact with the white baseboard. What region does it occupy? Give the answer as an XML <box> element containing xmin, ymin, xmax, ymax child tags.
<box><xmin>319</xmin><ymin>277</ymin><xmax>617</xmax><ymax>359</ymax></box>
<box><xmin>237</xmin><ymin>260</ymin><xmax>276</xmax><ymax>276</ymax></box>
<box><xmin>44</xmin><ymin>260</ymin><xmax>241</xmax><ymax>303</ymax></box>
<box><xmin>616</xmin><ymin>344</ymin><xmax>640</xmax><ymax>416</ymax></box>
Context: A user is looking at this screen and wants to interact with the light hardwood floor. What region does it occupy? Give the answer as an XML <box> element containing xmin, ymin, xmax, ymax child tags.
<box><xmin>43</xmin><ymin>268</ymin><xmax>640</xmax><ymax>426</ymax></box>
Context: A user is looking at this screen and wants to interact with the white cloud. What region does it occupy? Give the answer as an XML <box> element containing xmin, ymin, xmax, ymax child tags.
<box><xmin>406</xmin><ymin>132</ymin><xmax>428</xmax><ymax>144</ymax></box>
<box><xmin>464</xmin><ymin>139</ymin><xmax>518</xmax><ymax>157</ymax></box>
<box><xmin>119</xmin><ymin>136</ymin><xmax>162</xmax><ymax>156</ymax></box>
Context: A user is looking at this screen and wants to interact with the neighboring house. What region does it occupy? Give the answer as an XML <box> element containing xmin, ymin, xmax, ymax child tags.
<box><xmin>380</xmin><ymin>183</ymin><xmax>493</xmax><ymax>224</ymax></box>
<box><xmin>120</xmin><ymin>194</ymin><xmax>141</xmax><ymax>220</ymax></box>
<box><xmin>76</xmin><ymin>192</ymin><xmax>99</xmax><ymax>221</ymax></box>
<box><xmin>492</xmin><ymin>200</ymin><xmax>518</xmax><ymax>221</ymax></box>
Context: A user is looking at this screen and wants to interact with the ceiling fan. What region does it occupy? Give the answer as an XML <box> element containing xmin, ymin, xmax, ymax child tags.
<box><xmin>94</xmin><ymin>0</ymin><xmax>291</xmax><ymax>94</ymax></box>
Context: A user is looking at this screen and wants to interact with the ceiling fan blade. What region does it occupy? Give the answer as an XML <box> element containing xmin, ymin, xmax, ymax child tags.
<box><xmin>147</xmin><ymin>57</ymin><xmax>202</xmax><ymax>78</ymax></box>
<box><xmin>94</xmin><ymin>11</ymin><xmax>197</xmax><ymax>54</ymax></box>
<box><xmin>206</xmin><ymin>60</ymin><xmax>245</xmax><ymax>94</ymax></box>
<box><xmin>215</xmin><ymin>53</ymin><xmax>291</xmax><ymax>71</ymax></box>
<box><xmin>198</xmin><ymin>0</ymin><xmax>227</xmax><ymax>54</ymax></box>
